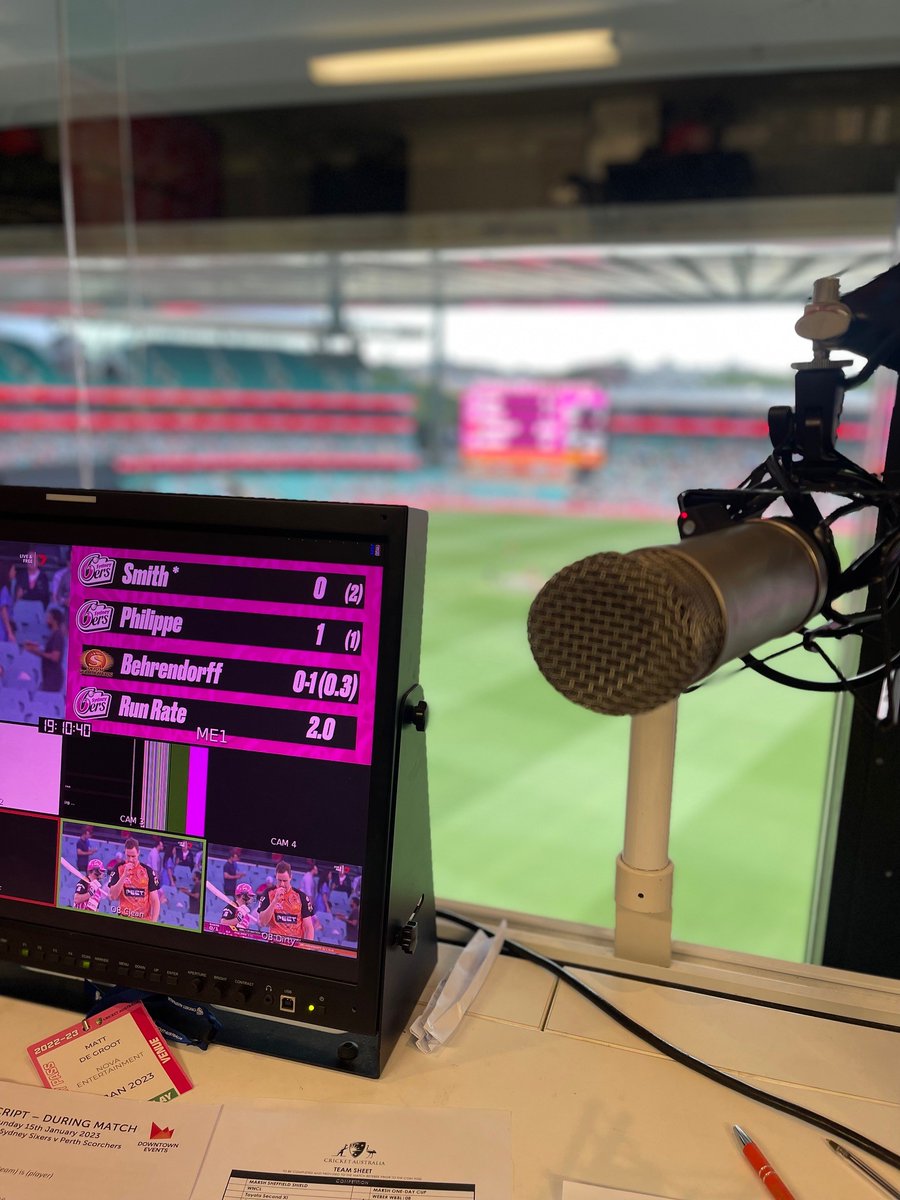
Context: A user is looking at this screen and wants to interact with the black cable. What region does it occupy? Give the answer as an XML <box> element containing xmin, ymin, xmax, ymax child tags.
<box><xmin>437</xmin><ymin>908</ymin><xmax>900</xmax><ymax>1173</ymax></box>
<box><xmin>843</xmin><ymin>331</ymin><xmax>900</xmax><ymax>391</ymax></box>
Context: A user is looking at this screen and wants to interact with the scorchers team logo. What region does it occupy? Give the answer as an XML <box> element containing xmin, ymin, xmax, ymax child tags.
<box><xmin>76</xmin><ymin>599</ymin><xmax>114</xmax><ymax>633</ymax></box>
<box><xmin>78</xmin><ymin>553</ymin><xmax>117</xmax><ymax>586</ymax></box>
<box><xmin>81</xmin><ymin>648</ymin><xmax>114</xmax><ymax>676</ymax></box>
<box><xmin>73</xmin><ymin>686</ymin><xmax>112</xmax><ymax>720</ymax></box>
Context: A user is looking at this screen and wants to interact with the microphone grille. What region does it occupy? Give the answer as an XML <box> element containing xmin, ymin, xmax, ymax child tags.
<box><xmin>527</xmin><ymin>547</ymin><xmax>725</xmax><ymax>715</ymax></box>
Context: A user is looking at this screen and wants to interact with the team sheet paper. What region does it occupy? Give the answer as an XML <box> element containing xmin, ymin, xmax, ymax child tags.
<box><xmin>0</xmin><ymin>1079</ymin><xmax>511</xmax><ymax>1200</ymax></box>
<box><xmin>563</xmin><ymin>1184</ymin><xmax>677</xmax><ymax>1200</ymax></box>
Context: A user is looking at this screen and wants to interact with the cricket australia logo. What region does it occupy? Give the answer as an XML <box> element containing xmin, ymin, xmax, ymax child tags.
<box><xmin>326</xmin><ymin>1139</ymin><xmax>384</xmax><ymax>1166</ymax></box>
<box><xmin>76</xmin><ymin>599</ymin><xmax>114</xmax><ymax>633</ymax></box>
<box><xmin>78</xmin><ymin>553</ymin><xmax>117</xmax><ymax>586</ymax></box>
<box><xmin>73</xmin><ymin>687</ymin><xmax>112</xmax><ymax>720</ymax></box>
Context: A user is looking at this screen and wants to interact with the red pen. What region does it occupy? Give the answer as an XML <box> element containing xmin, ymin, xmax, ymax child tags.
<box><xmin>733</xmin><ymin>1125</ymin><xmax>797</xmax><ymax>1200</ymax></box>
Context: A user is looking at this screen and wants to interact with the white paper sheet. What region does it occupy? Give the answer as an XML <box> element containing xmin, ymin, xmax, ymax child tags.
<box><xmin>563</xmin><ymin>1184</ymin><xmax>678</xmax><ymax>1200</ymax></box>
<box><xmin>0</xmin><ymin>1079</ymin><xmax>511</xmax><ymax>1200</ymax></box>
<box><xmin>0</xmin><ymin>1079</ymin><xmax>219</xmax><ymax>1200</ymax></box>
<box><xmin>197</xmin><ymin>1101</ymin><xmax>511</xmax><ymax>1200</ymax></box>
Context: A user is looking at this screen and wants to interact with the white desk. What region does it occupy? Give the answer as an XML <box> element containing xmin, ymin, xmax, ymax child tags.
<box><xmin>2</xmin><ymin>917</ymin><xmax>900</xmax><ymax>1200</ymax></box>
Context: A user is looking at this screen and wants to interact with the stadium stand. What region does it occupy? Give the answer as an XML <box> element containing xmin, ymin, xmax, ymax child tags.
<box><xmin>0</xmin><ymin>340</ymin><xmax>63</xmax><ymax>384</ymax></box>
<box><xmin>0</xmin><ymin>691</ymin><xmax>25</xmax><ymax>722</ymax></box>
<box><xmin>22</xmin><ymin>691</ymin><xmax>64</xmax><ymax>722</ymax></box>
<box><xmin>0</xmin><ymin>336</ymin><xmax>422</xmax><ymax>483</ymax></box>
<box><xmin>318</xmin><ymin>915</ymin><xmax>347</xmax><ymax>943</ymax></box>
<box><xmin>115</xmin><ymin>434</ymin><xmax>776</xmax><ymax>516</ymax></box>
<box><xmin>5</xmin><ymin>651</ymin><xmax>40</xmax><ymax>689</ymax></box>
<box><xmin>0</xmin><ymin>333</ymin><xmax>873</xmax><ymax>515</ymax></box>
<box><xmin>119</xmin><ymin>342</ymin><xmax>383</xmax><ymax>395</ymax></box>
<box><xmin>10</xmin><ymin>598</ymin><xmax>46</xmax><ymax>643</ymax></box>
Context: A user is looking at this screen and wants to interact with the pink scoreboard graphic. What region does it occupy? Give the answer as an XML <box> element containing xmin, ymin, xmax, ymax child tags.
<box><xmin>65</xmin><ymin>545</ymin><xmax>382</xmax><ymax>765</ymax></box>
<box><xmin>460</xmin><ymin>380</ymin><xmax>609</xmax><ymax>469</ymax></box>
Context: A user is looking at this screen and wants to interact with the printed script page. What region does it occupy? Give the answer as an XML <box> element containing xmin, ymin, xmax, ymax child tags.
<box><xmin>0</xmin><ymin>1080</ymin><xmax>511</xmax><ymax>1200</ymax></box>
<box><xmin>0</xmin><ymin>1079</ymin><xmax>219</xmax><ymax>1200</ymax></box>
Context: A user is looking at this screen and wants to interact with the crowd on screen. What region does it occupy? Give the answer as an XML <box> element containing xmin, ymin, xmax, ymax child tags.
<box><xmin>0</xmin><ymin>548</ymin><xmax>70</xmax><ymax>719</ymax></box>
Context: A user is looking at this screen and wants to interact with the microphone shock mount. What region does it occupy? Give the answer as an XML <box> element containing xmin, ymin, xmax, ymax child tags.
<box><xmin>676</xmin><ymin>267</ymin><xmax>900</xmax><ymax>722</ymax></box>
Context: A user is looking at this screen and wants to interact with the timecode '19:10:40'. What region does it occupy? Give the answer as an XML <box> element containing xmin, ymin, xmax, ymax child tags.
<box><xmin>37</xmin><ymin>717</ymin><xmax>92</xmax><ymax>737</ymax></box>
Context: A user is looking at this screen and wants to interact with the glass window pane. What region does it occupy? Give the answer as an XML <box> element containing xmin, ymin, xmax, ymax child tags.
<box><xmin>31</xmin><ymin>4</ymin><xmax>894</xmax><ymax>965</ymax></box>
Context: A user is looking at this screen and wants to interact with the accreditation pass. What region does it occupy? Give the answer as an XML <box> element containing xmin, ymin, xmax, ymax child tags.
<box><xmin>26</xmin><ymin>1002</ymin><xmax>193</xmax><ymax>1102</ymax></box>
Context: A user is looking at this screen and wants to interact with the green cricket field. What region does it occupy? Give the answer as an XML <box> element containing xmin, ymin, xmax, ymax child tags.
<box><xmin>421</xmin><ymin>511</ymin><xmax>836</xmax><ymax>962</ymax></box>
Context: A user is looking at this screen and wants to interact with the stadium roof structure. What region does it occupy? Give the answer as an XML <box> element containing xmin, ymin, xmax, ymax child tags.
<box><xmin>0</xmin><ymin>196</ymin><xmax>893</xmax><ymax>331</ymax></box>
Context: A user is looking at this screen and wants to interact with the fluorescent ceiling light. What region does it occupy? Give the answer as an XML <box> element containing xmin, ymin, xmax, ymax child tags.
<box><xmin>309</xmin><ymin>29</ymin><xmax>618</xmax><ymax>86</ymax></box>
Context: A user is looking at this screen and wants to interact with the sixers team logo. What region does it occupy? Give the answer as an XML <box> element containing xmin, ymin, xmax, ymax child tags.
<box><xmin>76</xmin><ymin>599</ymin><xmax>114</xmax><ymax>633</ymax></box>
<box><xmin>78</xmin><ymin>553</ymin><xmax>116</xmax><ymax>586</ymax></box>
<box><xmin>81</xmin><ymin>648</ymin><xmax>114</xmax><ymax>677</ymax></box>
<box><xmin>73</xmin><ymin>687</ymin><xmax>112</xmax><ymax>720</ymax></box>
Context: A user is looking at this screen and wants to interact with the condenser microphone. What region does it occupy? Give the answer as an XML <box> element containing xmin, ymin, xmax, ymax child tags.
<box><xmin>527</xmin><ymin>519</ymin><xmax>830</xmax><ymax>716</ymax></box>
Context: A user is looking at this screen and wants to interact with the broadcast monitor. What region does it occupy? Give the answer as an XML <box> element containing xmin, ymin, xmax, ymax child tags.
<box><xmin>0</xmin><ymin>486</ymin><xmax>435</xmax><ymax>1076</ymax></box>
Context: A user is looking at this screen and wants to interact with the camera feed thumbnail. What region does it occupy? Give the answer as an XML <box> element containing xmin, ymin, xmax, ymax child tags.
<box><xmin>204</xmin><ymin>844</ymin><xmax>360</xmax><ymax>956</ymax></box>
<box><xmin>59</xmin><ymin>822</ymin><xmax>204</xmax><ymax>932</ymax></box>
<box><xmin>0</xmin><ymin>543</ymin><xmax>70</xmax><ymax>727</ymax></box>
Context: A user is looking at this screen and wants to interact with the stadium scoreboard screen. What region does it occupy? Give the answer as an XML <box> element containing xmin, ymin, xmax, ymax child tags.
<box><xmin>460</xmin><ymin>379</ymin><xmax>609</xmax><ymax>473</ymax></box>
<box><xmin>0</xmin><ymin>487</ymin><xmax>435</xmax><ymax>1076</ymax></box>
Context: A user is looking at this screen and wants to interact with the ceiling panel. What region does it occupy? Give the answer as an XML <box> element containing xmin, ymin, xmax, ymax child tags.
<box><xmin>0</xmin><ymin>0</ymin><xmax>898</xmax><ymax>124</ymax></box>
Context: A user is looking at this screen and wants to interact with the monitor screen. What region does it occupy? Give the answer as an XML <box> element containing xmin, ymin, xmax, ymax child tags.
<box><xmin>0</xmin><ymin>488</ymin><xmax>430</xmax><ymax>1050</ymax></box>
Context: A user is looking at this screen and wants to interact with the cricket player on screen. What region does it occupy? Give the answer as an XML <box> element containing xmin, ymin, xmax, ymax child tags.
<box><xmin>219</xmin><ymin>882</ymin><xmax>256</xmax><ymax>933</ymax></box>
<box><xmin>257</xmin><ymin>860</ymin><xmax>314</xmax><ymax>944</ymax></box>
<box><xmin>107</xmin><ymin>837</ymin><xmax>161</xmax><ymax>921</ymax></box>
<box><xmin>73</xmin><ymin>858</ymin><xmax>106</xmax><ymax>911</ymax></box>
